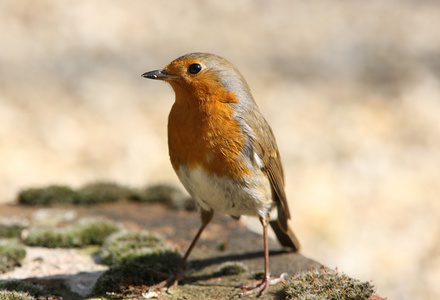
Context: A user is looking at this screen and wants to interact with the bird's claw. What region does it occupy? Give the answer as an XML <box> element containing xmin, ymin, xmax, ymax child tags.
<box><xmin>148</xmin><ymin>271</ymin><xmax>182</xmax><ymax>293</ymax></box>
<box><xmin>231</xmin><ymin>273</ymin><xmax>289</xmax><ymax>298</ymax></box>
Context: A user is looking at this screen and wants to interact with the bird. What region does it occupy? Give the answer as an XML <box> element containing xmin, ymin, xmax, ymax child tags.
<box><xmin>142</xmin><ymin>52</ymin><xmax>300</xmax><ymax>297</ymax></box>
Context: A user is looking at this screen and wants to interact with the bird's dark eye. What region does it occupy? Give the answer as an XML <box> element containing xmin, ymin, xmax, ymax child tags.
<box><xmin>188</xmin><ymin>63</ymin><xmax>202</xmax><ymax>75</ymax></box>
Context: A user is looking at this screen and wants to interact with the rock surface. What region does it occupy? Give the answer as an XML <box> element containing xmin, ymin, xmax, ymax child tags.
<box><xmin>0</xmin><ymin>201</ymin><xmax>355</xmax><ymax>299</ymax></box>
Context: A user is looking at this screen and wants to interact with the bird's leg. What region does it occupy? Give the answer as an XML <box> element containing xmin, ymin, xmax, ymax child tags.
<box><xmin>233</xmin><ymin>216</ymin><xmax>287</xmax><ymax>298</ymax></box>
<box><xmin>149</xmin><ymin>209</ymin><xmax>213</xmax><ymax>291</ymax></box>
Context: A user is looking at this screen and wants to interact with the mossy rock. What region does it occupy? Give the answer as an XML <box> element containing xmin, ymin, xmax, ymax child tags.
<box><xmin>72</xmin><ymin>219</ymin><xmax>121</xmax><ymax>246</ymax></box>
<box><xmin>93</xmin><ymin>249</ymin><xmax>182</xmax><ymax>296</ymax></box>
<box><xmin>0</xmin><ymin>281</ymin><xmax>44</xmax><ymax>299</ymax></box>
<box><xmin>99</xmin><ymin>230</ymin><xmax>164</xmax><ymax>265</ymax></box>
<box><xmin>18</xmin><ymin>185</ymin><xmax>79</xmax><ymax>206</ymax></box>
<box><xmin>0</xmin><ymin>224</ymin><xmax>25</xmax><ymax>239</ymax></box>
<box><xmin>0</xmin><ymin>279</ymin><xmax>81</xmax><ymax>300</ymax></box>
<box><xmin>76</xmin><ymin>182</ymin><xmax>133</xmax><ymax>205</ymax></box>
<box><xmin>0</xmin><ymin>290</ymin><xmax>35</xmax><ymax>300</ymax></box>
<box><xmin>131</xmin><ymin>184</ymin><xmax>194</xmax><ymax>210</ymax></box>
<box><xmin>17</xmin><ymin>182</ymin><xmax>135</xmax><ymax>206</ymax></box>
<box><xmin>0</xmin><ymin>240</ymin><xmax>26</xmax><ymax>274</ymax></box>
<box><xmin>23</xmin><ymin>219</ymin><xmax>119</xmax><ymax>248</ymax></box>
<box><xmin>284</xmin><ymin>268</ymin><xmax>376</xmax><ymax>300</ymax></box>
<box><xmin>215</xmin><ymin>262</ymin><xmax>248</xmax><ymax>276</ymax></box>
<box><xmin>16</xmin><ymin>182</ymin><xmax>196</xmax><ymax>210</ymax></box>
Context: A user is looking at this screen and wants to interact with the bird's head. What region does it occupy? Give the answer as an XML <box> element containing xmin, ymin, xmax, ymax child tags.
<box><xmin>142</xmin><ymin>53</ymin><xmax>254</xmax><ymax>105</ymax></box>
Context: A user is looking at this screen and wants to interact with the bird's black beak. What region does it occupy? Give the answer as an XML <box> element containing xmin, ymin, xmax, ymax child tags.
<box><xmin>142</xmin><ymin>69</ymin><xmax>178</xmax><ymax>80</ymax></box>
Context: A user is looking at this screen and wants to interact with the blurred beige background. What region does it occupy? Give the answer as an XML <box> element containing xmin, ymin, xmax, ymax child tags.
<box><xmin>1</xmin><ymin>1</ymin><xmax>440</xmax><ymax>299</ymax></box>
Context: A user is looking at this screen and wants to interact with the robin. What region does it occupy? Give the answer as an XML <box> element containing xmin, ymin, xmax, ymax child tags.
<box><xmin>142</xmin><ymin>52</ymin><xmax>300</xmax><ymax>296</ymax></box>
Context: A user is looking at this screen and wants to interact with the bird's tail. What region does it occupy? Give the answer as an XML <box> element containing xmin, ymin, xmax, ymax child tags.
<box><xmin>269</xmin><ymin>219</ymin><xmax>301</xmax><ymax>252</ymax></box>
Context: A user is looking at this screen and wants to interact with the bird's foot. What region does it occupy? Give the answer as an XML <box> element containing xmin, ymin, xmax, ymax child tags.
<box><xmin>148</xmin><ymin>271</ymin><xmax>183</xmax><ymax>293</ymax></box>
<box><xmin>231</xmin><ymin>273</ymin><xmax>288</xmax><ymax>298</ymax></box>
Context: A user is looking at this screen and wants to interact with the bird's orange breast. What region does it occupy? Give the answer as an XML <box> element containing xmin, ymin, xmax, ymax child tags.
<box><xmin>167</xmin><ymin>82</ymin><xmax>251</xmax><ymax>179</ymax></box>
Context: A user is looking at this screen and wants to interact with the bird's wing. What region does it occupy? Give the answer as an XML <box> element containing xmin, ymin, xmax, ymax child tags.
<box><xmin>245</xmin><ymin>109</ymin><xmax>291</xmax><ymax>229</ymax></box>
<box><xmin>247</xmin><ymin>112</ymin><xmax>301</xmax><ymax>250</ymax></box>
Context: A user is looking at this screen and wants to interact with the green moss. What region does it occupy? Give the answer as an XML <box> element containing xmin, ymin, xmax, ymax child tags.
<box><xmin>0</xmin><ymin>224</ymin><xmax>25</xmax><ymax>239</ymax></box>
<box><xmin>72</xmin><ymin>219</ymin><xmax>120</xmax><ymax>246</ymax></box>
<box><xmin>17</xmin><ymin>182</ymin><xmax>135</xmax><ymax>206</ymax></box>
<box><xmin>16</xmin><ymin>182</ymin><xmax>196</xmax><ymax>210</ymax></box>
<box><xmin>93</xmin><ymin>249</ymin><xmax>182</xmax><ymax>296</ymax></box>
<box><xmin>0</xmin><ymin>281</ymin><xmax>44</xmax><ymax>298</ymax></box>
<box><xmin>76</xmin><ymin>182</ymin><xmax>132</xmax><ymax>205</ymax></box>
<box><xmin>216</xmin><ymin>241</ymin><xmax>228</xmax><ymax>252</ymax></box>
<box><xmin>23</xmin><ymin>228</ymin><xmax>68</xmax><ymax>248</ymax></box>
<box><xmin>23</xmin><ymin>219</ymin><xmax>119</xmax><ymax>248</ymax></box>
<box><xmin>215</xmin><ymin>262</ymin><xmax>248</xmax><ymax>276</ymax></box>
<box><xmin>131</xmin><ymin>184</ymin><xmax>194</xmax><ymax>210</ymax></box>
<box><xmin>284</xmin><ymin>269</ymin><xmax>375</xmax><ymax>300</ymax></box>
<box><xmin>252</xmin><ymin>271</ymin><xmax>265</xmax><ymax>280</ymax></box>
<box><xmin>17</xmin><ymin>185</ymin><xmax>79</xmax><ymax>206</ymax></box>
<box><xmin>0</xmin><ymin>290</ymin><xmax>35</xmax><ymax>300</ymax></box>
<box><xmin>99</xmin><ymin>231</ymin><xmax>163</xmax><ymax>265</ymax></box>
<box><xmin>0</xmin><ymin>240</ymin><xmax>26</xmax><ymax>274</ymax></box>
<box><xmin>0</xmin><ymin>279</ymin><xmax>80</xmax><ymax>300</ymax></box>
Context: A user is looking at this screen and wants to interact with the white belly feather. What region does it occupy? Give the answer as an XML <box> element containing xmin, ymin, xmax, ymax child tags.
<box><xmin>176</xmin><ymin>165</ymin><xmax>274</xmax><ymax>218</ymax></box>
